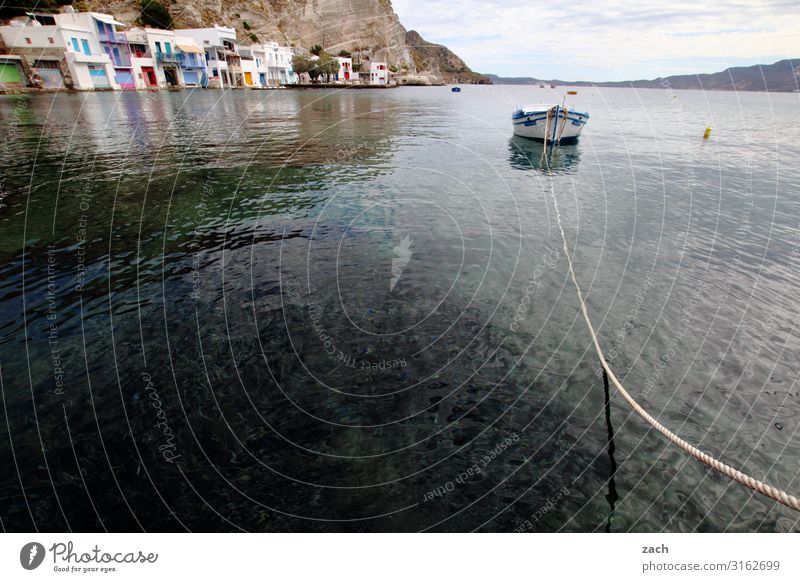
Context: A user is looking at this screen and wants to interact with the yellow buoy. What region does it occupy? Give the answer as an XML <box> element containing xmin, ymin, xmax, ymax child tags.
<box><xmin>703</xmin><ymin>127</ymin><xmax>712</xmax><ymax>139</ymax></box>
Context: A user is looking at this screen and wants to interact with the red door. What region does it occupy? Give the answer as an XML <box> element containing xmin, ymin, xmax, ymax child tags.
<box><xmin>142</xmin><ymin>67</ymin><xmax>157</xmax><ymax>87</ymax></box>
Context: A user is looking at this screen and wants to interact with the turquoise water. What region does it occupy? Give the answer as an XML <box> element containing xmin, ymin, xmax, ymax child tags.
<box><xmin>0</xmin><ymin>86</ymin><xmax>798</xmax><ymax>532</ymax></box>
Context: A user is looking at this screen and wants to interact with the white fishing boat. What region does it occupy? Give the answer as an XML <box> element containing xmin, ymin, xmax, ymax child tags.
<box><xmin>511</xmin><ymin>104</ymin><xmax>589</xmax><ymax>143</ymax></box>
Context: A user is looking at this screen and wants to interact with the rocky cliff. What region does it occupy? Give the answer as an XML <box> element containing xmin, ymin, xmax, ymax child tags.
<box><xmin>60</xmin><ymin>0</ymin><xmax>483</xmax><ymax>81</ymax></box>
<box><xmin>405</xmin><ymin>30</ymin><xmax>490</xmax><ymax>84</ymax></box>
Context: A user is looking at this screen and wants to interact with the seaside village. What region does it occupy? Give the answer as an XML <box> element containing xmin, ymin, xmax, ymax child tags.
<box><xmin>0</xmin><ymin>7</ymin><xmax>391</xmax><ymax>91</ymax></box>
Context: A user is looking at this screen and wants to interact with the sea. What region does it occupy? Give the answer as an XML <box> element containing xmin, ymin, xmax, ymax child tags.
<box><xmin>0</xmin><ymin>85</ymin><xmax>798</xmax><ymax>532</ymax></box>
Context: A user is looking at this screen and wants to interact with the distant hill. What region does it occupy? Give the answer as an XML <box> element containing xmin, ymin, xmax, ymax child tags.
<box><xmin>486</xmin><ymin>59</ymin><xmax>800</xmax><ymax>92</ymax></box>
<box><xmin>406</xmin><ymin>30</ymin><xmax>491</xmax><ymax>84</ymax></box>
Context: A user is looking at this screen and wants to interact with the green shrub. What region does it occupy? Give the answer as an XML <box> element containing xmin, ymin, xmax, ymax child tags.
<box><xmin>138</xmin><ymin>0</ymin><xmax>173</xmax><ymax>29</ymax></box>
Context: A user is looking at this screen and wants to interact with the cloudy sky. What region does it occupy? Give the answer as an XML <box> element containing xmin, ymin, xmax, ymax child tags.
<box><xmin>393</xmin><ymin>0</ymin><xmax>800</xmax><ymax>80</ymax></box>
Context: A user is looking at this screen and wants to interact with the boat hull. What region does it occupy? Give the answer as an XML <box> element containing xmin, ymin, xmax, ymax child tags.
<box><xmin>512</xmin><ymin>106</ymin><xmax>588</xmax><ymax>143</ymax></box>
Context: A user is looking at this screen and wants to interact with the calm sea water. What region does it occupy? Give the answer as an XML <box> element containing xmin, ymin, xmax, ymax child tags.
<box><xmin>0</xmin><ymin>86</ymin><xmax>798</xmax><ymax>532</ymax></box>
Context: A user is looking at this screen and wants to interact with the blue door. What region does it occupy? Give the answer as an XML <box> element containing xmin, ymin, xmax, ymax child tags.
<box><xmin>89</xmin><ymin>66</ymin><xmax>110</xmax><ymax>88</ymax></box>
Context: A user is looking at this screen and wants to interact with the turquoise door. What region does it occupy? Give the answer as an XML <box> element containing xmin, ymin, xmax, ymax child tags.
<box><xmin>88</xmin><ymin>66</ymin><xmax>110</xmax><ymax>88</ymax></box>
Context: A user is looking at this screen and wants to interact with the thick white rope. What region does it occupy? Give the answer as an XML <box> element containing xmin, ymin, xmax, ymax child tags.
<box><xmin>556</xmin><ymin>107</ymin><xmax>569</xmax><ymax>143</ymax></box>
<box><xmin>547</xmin><ymin>170</ymin><xmax>800</xmax><ymax>512</ymax></box>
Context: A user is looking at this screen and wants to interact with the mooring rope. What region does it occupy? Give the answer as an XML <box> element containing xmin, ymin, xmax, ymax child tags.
<box><xmin>546</xmin><ymin>163</ymin><xmax>800</xmax><ymax>512</ymax></box>
<box><xmin>556</xmin><ymin>107</ymin><xmax>569</xmax><ymax>143</ymax></box>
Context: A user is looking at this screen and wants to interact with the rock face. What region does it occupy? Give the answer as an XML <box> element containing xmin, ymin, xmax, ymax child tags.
<box><xmin>80</xmin><ymin>0</ymin><xmax>447</xmax><ymax>75</ymax></box>
<box><xmin>405</xmin><ymin>30</ymin><xmax>490</xmax><ymax>84</ymax></box>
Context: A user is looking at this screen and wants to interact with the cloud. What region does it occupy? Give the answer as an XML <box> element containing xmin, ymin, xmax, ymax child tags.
<box><xmin>393</xmin><ymin>0</ymin><xmax>800</xmax><ymax>79</ymax></box>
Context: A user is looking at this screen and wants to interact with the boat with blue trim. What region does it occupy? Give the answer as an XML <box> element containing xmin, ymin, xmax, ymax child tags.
<box><xmin>511</xmin><ymin>104</ymin><xmax>589</xmax><ymax>143</ymax></box>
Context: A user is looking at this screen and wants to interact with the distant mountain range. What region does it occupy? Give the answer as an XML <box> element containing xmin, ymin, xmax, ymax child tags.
<box><xmin>485</xmin><ymin>59</ymin><xmax>800</xmax><ymax>92</ymax></box>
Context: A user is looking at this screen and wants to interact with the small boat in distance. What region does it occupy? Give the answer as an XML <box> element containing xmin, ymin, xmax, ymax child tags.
<box><xmin>512</xmin><ymin>104</ymin><xmax>589</xmax><ymax>143</ymax></box>
<box><xmin>550</xmin><ymin>83</ymin><xmax>556</xmax><ymax>89</ymax></box>
<box><xmin>451</xmin><ymin>87</ymin><xmax>461</xmax><ymax>92</ymax></box>
<box><xmin>539</xmin><ymin>84</ymin><xmax>545</xmax><ymax>88</ymax></box>
<box><xmin>567</xmin><ymin>90</ymin><xmax>577</xmax><ymax>95</ymax></box>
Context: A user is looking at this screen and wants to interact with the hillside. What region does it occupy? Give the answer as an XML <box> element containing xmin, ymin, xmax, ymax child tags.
<box><xmin>486</xmin><ymin>59</ymin><xmax>800</xmax><ymax>92</ymax></box>
<box><xmin>405</xmin><ymin>30</ymin><xmax>490</xmax><ymax>84</ymax></box>
<box><xmin>4</xmin><ymin>0</ymin><xmax>486</xmax><ymax>83</ymax></box>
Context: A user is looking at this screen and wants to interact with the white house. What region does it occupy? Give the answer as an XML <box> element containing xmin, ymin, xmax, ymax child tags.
<box><xmin>125</xmin><ymin>28</ymin><xmax>159</xmax><ymax>89</ymax></box>
<box><xmin>369</xmin><ymin>61</ymin><xmax>388</xmax><ymax>85</ymax></box>
<box><xmin>123</xmin><ymin>28</ymin><xmax>207</xmax><ymax>89</ymax></box>
<box><xmin>145</xmin><ymin>27</ymin><xmax>182</xmax><ymax>87</ymax></box>
<box><xmin>237</xmin><ymin>46</ymin><xmax>259</xmax><ymax>87</ymax></box>
<box><xmin>174</xmin><ymin>35</ymin><xmax>206</xmax><ymax>88</ymax></box>
<box><xmin>274</xmin><ymin>45</ymin><xmax>296</xmax><ymax>85</ymax></box>
<box><xmin>178</xmin><ymin>26</ymin><xmax>241</xmax><ymax>88</ymax></box>
<box><xmin>0</xmin><ymin>12</ymin><xmax>119</xmax><ymax>90</ymax></box>
<box><xmin>239</xmin><ymin>44</ymin><xmax>269</xmax><ymax>87</ymax></box>
<box><xmin>53</xmin><ymin>10</ymin><xmax>136</xmax><ymax>89</ymax></box>
<box><xmin>335</xmin><ymin>56</ymin><xmax>353</xmax><ymax>83</ymax></box>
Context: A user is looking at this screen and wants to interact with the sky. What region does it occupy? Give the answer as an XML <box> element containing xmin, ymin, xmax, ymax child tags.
<box><xmin>392</xmin><ymin>0</ymin><xmax>800</xmax><ymax>80</ymax></box>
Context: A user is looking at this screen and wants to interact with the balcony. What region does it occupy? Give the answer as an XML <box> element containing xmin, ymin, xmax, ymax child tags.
<box><xmin>109</xmin><ymin>53</ymin><xmax>132</xmax><ymax>68</ymax></box>
<box><xmin>65</xmin><ymin>52</ymin><xmax>113</xmax><ymax>66</ymax></box>
<box><xmin>156</xmin><ymin>53</ymin><xmax>181</xmax><ymax>65</ymax></box>
<box><xmin>179</xmin><ymin>54</ymin><xmax>204</xmax><ymax>69</ymax></box>
<box><xmin>97</xmin><ymin>30</ymin><xmax>128</xmax><ymax>44</ymax></box>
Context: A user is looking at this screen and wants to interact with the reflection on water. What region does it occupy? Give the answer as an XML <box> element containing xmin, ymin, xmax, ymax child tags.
<box><xmin>0</xmin><ymin>87</ymin><xmax>799</xmax><ymax>533</ymax></box>
<box><xmin>508</xmin><ymin>136</ymin><xmax>581</xmax><ymax>173</ymax></box>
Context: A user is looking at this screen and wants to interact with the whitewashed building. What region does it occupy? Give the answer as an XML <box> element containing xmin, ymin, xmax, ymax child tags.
<box><xmin>239</xmin><ymin>44</ymin><xmax>269</xmax><ymax>87</ymax></box>
<box><xmin>262</xmin><ymin>43</ymin><xmax>295</xmax><ymax>86</ymax></box>
<box><xmin>55</xmin><ymin>10</ymin><xmax>135</xmax><ymax>89</ymax></box>
<box><xmin>179</xmin><ymin>26</ymin><xmax>241</xmax><ymax>88</ymax></box>
<box><xmin>0</xmin><ymin>12</ymin><xmax>119</xmax><ymax>90</ymax></box>
<box><xmin>174</xmin><ymin>35</ymin><xmax>206</xmax><ymax>88</ymax></box>
<box><xmin>240</xmin><ymin>53</ymin><xmax>257</xmax><ymax>87</ymax></box>
<box><xmin>335</xmin><ymin>56</ymin><xmax>354</xmax><ymax>83</ymax></box>
<box><xmin>239</xmin><ymin>43</ymin><xmax>295</xmax><ymax>87</ymax></box>
<box><xmin>280</xmin><ymin>46</ymin><xmax>297</xmax><ymax>84</ymax></box>
<box><xmin>369</xmin><ymin>61</ymin><xmax>388</xmax><ymax>85</ymax></box>
<box><xmin>145</xmin><ymin>27</ymin><xmax>182</xmax><ymax>88</ymax></box>
<box><xmin>124</xmin><ymin>28</ymin><xmax>206</xmax><ymax>89</ymax></box>
<box><xmin>124</xmin><ymin>28</ymin><xmax>157</xmax><ymax>89</ymax></box>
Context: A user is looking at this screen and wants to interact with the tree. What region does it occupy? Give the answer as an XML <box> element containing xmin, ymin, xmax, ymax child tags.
<box><xmin>317</xmin><ymin>54</ymin><xmax>339</xmax><ymax>82</ymax></box>
<box><xmin>310</xmin><ymin>44</ymin><xmax>324</xmax><ymax>56</ymax></box>
<box><xmin>138</xmin><ymin>0</ymin><xmax>173</xmax><ymax>29</ymax></box>
<box><xmin>338</xmin><ymin>50</ymin><xmax>352</xmax><ymax>58</ymax></box>
<box><xmin>292</xmin><ymin>55</ymin><xmax>314</xmax><ymax>82</ymax></box>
